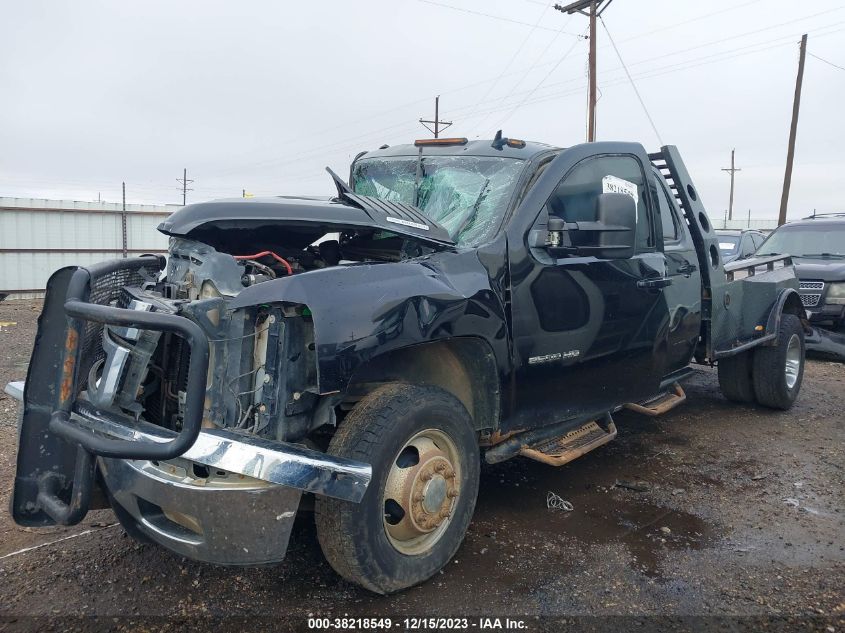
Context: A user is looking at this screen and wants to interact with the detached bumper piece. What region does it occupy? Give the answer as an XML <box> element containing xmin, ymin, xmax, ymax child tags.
<box><xmin>100</xmin><ymin>457</ymin><xmax>302</xmax><ymax>565</ymax></box>
<box><xmin>806</xmin><ymin>326</ymin><xmax>845</xmax><ymax>362</ymax></box>
<box><xmin>11</xmin><ymin>257</ymin><xmax>370</xmax><ymax>564</ymax></box>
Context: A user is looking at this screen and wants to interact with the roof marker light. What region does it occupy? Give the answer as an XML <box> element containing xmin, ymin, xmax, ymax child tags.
<box><xmin>414</xmin><ymin>137</ymin><xmax>468</xmax><ymax>147</ymax></box>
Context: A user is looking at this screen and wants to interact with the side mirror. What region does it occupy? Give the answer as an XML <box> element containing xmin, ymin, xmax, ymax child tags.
<box><xmin>544</xmin><ymin>192</ymin><xmax>636</xmax><ymax>259</ymax></box>
<box><xmin>594</xmin><ymin>192</ymin><xmax>636</xmax><ymax>259</ymax></box>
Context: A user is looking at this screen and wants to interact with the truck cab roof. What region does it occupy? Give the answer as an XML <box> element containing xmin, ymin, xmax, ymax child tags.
<box><xmin>358</xmin><ymin>138</ymin><xmax>559</xmax><ymax>161</ymax></box>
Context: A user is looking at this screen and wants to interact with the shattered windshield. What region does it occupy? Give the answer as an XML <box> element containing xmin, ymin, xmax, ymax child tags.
<box><xmin>351</xmin><ymin>155</ymin><xmax>524</xmax><ymax>247</ymax></box>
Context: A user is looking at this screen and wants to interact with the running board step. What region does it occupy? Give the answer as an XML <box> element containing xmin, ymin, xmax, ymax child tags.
<box><xmin>624</xmin><ymin>383</ymin><xmax>686</xmax><ymax>417</ymax></box>
<box><xmin>519</xmin><ymin>418</ymin><xmax>617</xmax><ymax>467</ymax></box>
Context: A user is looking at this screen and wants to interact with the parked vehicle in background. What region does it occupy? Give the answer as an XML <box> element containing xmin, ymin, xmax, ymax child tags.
<box><xmin>756</xmin><ymin>214</ymin><xmax>845</xmax><ymax>329</ymax></box>
<box><xmin>716</xmin><ymin>228</ymin><xmax>767</xmax><ymax>263</ymax></box>
<box><xmin>6</xmin><ymin>139</ymin><xmax>808</xmax><ymax>594</ymax></box>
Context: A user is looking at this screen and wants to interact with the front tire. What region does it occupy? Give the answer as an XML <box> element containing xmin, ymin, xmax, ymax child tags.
<box><xmin>752</xmin><ymin>314</ymin><xmax>805</xmax><ymax>410</ymax></box>
<box><xmin>315</xmin><ymin>383</ymin><xmax>480</xmax><ymax>594</ymax></box>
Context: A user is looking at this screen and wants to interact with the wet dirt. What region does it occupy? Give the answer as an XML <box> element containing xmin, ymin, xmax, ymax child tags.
<box><xmin>0</xmin><ymin>300</ymin><xmax>843</xmax><ymax>629</ymax></box>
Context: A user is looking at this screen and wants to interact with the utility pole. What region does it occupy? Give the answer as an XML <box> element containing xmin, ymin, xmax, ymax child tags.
<box><xmin>778</xmin><ymin>34</ymin><xmax>807</xmax><ymax>227</ymax></box>
<box><xmin>554</xmin><ymin>0</ymin><xmax>613</xmax><ymax>142</ymax></box>
<box><xmin>121</xmin><ymin>181</ymin><xmax>128</xmax><ymax>258</ymax></box>
<box><xmin>419</xmin><ymin>96</ymin><xmax>452</xmax><ymax>138</ymax></box>
<box><xmin>177</xmin><ymin>168</ymin><xmax>193</xmax><ymax>206</ymax></box>
<box><xmin>721</xmin><ymin>149</ymin><xmax>741</xmax><ymax>221</ymax></box>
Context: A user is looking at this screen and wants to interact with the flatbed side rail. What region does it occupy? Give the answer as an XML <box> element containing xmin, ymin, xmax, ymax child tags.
<box><xmin>722</xmin><ymin>254</ymin><xmax>794</xmax><ymax>282</ymax></box>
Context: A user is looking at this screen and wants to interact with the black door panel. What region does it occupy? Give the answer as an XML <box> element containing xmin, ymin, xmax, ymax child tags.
<box><xmin>504</xmin><ymin>144</ymin><xmax>671</xmax><ymax>433</ymax></box>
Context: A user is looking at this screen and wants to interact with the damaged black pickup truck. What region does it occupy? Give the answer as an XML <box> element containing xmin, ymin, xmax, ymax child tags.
<box><xmin>6</xmin><ymin>137</ymin><xmax>808</xmax><ymax>593</ymax></box>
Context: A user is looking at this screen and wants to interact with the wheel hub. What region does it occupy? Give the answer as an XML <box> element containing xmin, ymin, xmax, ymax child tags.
<box><xmin>422</xmin><ymin>474</ymin><xmax>447</xmax><ymax>514</ymax></box>
<box><xmin>785</xmin><ymin>333</ymin><xmax>801</xmax><ymax>389</ymax></box>
<box><xmin>382</xmin><ymin>431</ymin><xmax>461</xmax><ymax>554</ymax></box>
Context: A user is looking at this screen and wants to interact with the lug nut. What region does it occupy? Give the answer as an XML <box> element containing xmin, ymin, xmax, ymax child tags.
<box><xmin>413</xmin><ymin>494</ymin><xmax>424</xmax><ymax>503</ymax></box>
<box><xmin>440</xmin><ymin>509</ymin><xmax>451</xmax><ymax>518</ymax></box>
<box><xmin>448</xmin><ymin>489</ymin><xmax>459</xmax><ymax>498</ymax></box>
<box><xmin>421</xmin><ymin>472</ymin><xmax>433</xmax><ymax>481</ymax></box>
<box><xmin>434</xmin><ymin>462</ymin><xmax>447</xmax><ymax>473</ymax></box>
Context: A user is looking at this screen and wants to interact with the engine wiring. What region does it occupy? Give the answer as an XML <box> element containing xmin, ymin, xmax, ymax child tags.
<box><xmin>233</xmin><ymin>250</ymin><xmax>294</xmax><ymax>276</ymax></box>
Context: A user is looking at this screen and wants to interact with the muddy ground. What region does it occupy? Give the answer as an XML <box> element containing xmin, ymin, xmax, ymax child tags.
<box><xmin>0</xmin><ymin>300</ymin><xmax>842</xmax><ymax>632</ymax></box>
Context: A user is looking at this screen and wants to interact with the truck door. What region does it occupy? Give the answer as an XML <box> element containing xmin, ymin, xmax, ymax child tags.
<box><xmin>506</xmin><ymin>144</ymin><xmax>671</xmax><ymax>432</ymax></box>
<box><xmin>653</xmin><ymin>168</ymin><xmax>702</xmax><ymax>376</ymax></box>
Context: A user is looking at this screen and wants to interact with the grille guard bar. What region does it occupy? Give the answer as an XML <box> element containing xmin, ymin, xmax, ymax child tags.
<box><xmin>51</xmin><ymin>256</ymin><xmax>210</xmax><ymax>461</ymax></box>
<box><xmin>12</xmin><ymin>258</ymin><xmax>371</xmax><ymax>527</ymax></box>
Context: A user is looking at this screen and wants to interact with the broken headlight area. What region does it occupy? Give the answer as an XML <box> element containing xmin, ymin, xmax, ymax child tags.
<box><xmin>83</xmin><ymin>287</ymin><xmax>320</xmax><ymax>446</ymax></box>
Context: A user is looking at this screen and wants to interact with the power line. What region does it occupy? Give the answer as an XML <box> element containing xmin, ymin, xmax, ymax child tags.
<box><xmin>616</xmin><ymin>0</ymin><xmax>765</xmax><ymax>45</ymax></box>
<box><xmin>197</xmin><ymin>8</ymin><xmax>844</xmax><ymax>177</ymax></box>
<box><xmin>808</xmin><ymin>51</ymin><xmax>845</xmax><ymax>72</ymax></box>
<box><xmin>488</xmin><ymin>28</ymin><xmax>587</xmax><ymax>131</ymax></box>
<box><xmin>599</xmin><ymin>16</ymin><xmax>663</xmax><ymax>145</ymax></box>
<box><xmin>440</xmin><ymin>24</ymin><xmax>845</xmax><ymax>129</ymax></box>
<box><xmin>476</xmin><ymin>13</ymin><xmax>578</xmax><ymax>136</ymax></box>
<box><xmin>415</xmin><ymin>0</ymin><xmax>580</xmax><ymax>36</ymax></box>
<box><xmin>461</xmin><ymin>1</ymin><xmax>554</xmax><ymax>132</ymax></box>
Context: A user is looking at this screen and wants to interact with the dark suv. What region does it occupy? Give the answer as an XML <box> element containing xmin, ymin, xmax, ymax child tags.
<box><xmin>757</xmin><ymin>214</ymin><xmax>845</xmax><ymax>328</ymax></box>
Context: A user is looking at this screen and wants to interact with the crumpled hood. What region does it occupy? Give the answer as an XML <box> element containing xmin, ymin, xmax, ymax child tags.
<box><xmin>158</xmin><ymin>195</ymin><xmax>455</xmax><ymax>249</ymax></box>
<box><xmin>794</xmin><ymin>259</ymin><xmax>845</xmax><ymax>282</ymax></box>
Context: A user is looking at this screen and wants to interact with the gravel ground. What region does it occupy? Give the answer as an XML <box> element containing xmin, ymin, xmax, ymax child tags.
<box><xmin>0</xmin><ymin>299</ymin><xmax>843</xmax><ymax>632</ymax></box>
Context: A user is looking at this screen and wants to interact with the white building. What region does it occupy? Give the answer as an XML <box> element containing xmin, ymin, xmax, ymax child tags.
<box><xmin>0</xmin><ymin>197</ymin><xmax>178</xmax><ymax>298</ymax></box>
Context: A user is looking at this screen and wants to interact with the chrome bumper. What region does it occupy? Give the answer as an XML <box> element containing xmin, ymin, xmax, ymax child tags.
<box><xmin>100</xmin><ymin>455</ymin><xmax>302</xmax><ymax>565</ymax></box>
<box><xmin>69</xmin><ymin>400</ymin><xmax>371</xmax><ymax>503</ymax></box>
<box><xmin>7</xmin><ymin>380</ymin><xmax>372</xmax><ymax>565</ymax></box>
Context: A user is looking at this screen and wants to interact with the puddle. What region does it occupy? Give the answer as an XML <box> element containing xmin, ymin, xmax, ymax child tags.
<box><xmin>473</xmin><ymin>455</ymin><xmax>715</xmax><ymax>579</ymax></box>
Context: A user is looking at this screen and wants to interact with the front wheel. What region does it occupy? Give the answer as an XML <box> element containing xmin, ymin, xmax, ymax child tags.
<box><xmin>315</xmin><ymin>383</ymin><xmax>480</xmax><ymax>594</ymax></box>
<box><xmin>752</xmin><ymin>314</ymin><xmax>805</xmax><ymax>410</ymax></box>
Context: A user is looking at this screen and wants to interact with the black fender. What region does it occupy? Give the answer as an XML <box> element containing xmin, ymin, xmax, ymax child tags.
<box><xmin>230</xmin><ymin>249</ymin><xmax>511</xmax><ymax>395</ymax></box>
<box><xmin>763</xmin><ymin>288</ymin><xmax>809</xmax><ymax>345</ymax></box>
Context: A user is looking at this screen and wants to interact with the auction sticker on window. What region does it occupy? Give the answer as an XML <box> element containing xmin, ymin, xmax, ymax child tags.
<box><xmin>602</xmin><ymin>175</ymin><xmax>638</xmax><ymax>216</ymax></box>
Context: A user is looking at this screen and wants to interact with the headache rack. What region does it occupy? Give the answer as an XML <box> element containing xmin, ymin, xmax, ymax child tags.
<box><xmin>648</xmin><ymin>146</ymin><xmax>724</xmax><ymax>318</ymax></box>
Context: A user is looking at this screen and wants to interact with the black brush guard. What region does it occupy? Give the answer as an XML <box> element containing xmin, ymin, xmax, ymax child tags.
<box><xmin>12</xmin><ymin>256</ymin><xmax>210</xmax><ymax>526</ymax></box>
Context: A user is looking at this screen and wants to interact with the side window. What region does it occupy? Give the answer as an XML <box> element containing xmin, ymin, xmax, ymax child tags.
<box><xmin>741</xmin><ymin>235</ymin><xmax>756</xmax><ymax>257</ymax></box>
<box><xmin>546</xmin><ymin>155</ymin><xmax>653</xmax><ymax>251</ymax></box>
<box><xmin>654</xmin><ymin>176</ymin><xmax>679</xmax><ymax>243</ymax></box>
<box><xmin>751</xmin><ymin>233</ymin><xmax>764</xmax><ymax>250</ymax></box>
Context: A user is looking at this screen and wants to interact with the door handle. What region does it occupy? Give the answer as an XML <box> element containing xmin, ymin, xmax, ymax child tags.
<box><xmin>678</xmin><ymin>263</ymin><xmax>697</xmax><ymax>277</ymax></box>
<box><xmin>637</xmin><ymin>277</ymin><xmax>673</xmax><ymax>289</ymax></box>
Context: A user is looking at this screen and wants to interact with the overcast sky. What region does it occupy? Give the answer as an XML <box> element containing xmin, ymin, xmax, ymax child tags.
<box><xmin>1</xmin><ymin>0</ymin><xmax>843</xmax><ymax>221</ymax></box>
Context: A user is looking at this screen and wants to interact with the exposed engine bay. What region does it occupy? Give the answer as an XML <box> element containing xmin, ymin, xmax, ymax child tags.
<box><xmin>84</xmin><ymin>221</ymin><xmax>438</xmax><ymax>447</ymax></box>
<box><xmin>75</xmin><ymin>184</ymin><xmax>459</xmax><ymax>448</ymax></box>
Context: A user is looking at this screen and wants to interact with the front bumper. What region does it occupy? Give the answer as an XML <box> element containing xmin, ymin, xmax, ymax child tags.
<box><xmin>806</xmin><ymin>303</ymin><xmax>845</xmax><ymax>324</ymax></box>
<box><xmin>806</xmin><ymin>326</ymin><xmax>845</xmax><ymax>361</ymax></box>
<box><xmin>100</xmin><ymin>456</ymin><xmax>302</xmax><ymax>565</ymax></box>
<box><xmin>8</xmin><ymin>383</ymin><xmax>371</xmax><ymax>564</ymax></box>
<box><xmin>9</xmin><ymin>257</ymin><xmax>371</xmax><ymax>565</ymax></box>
